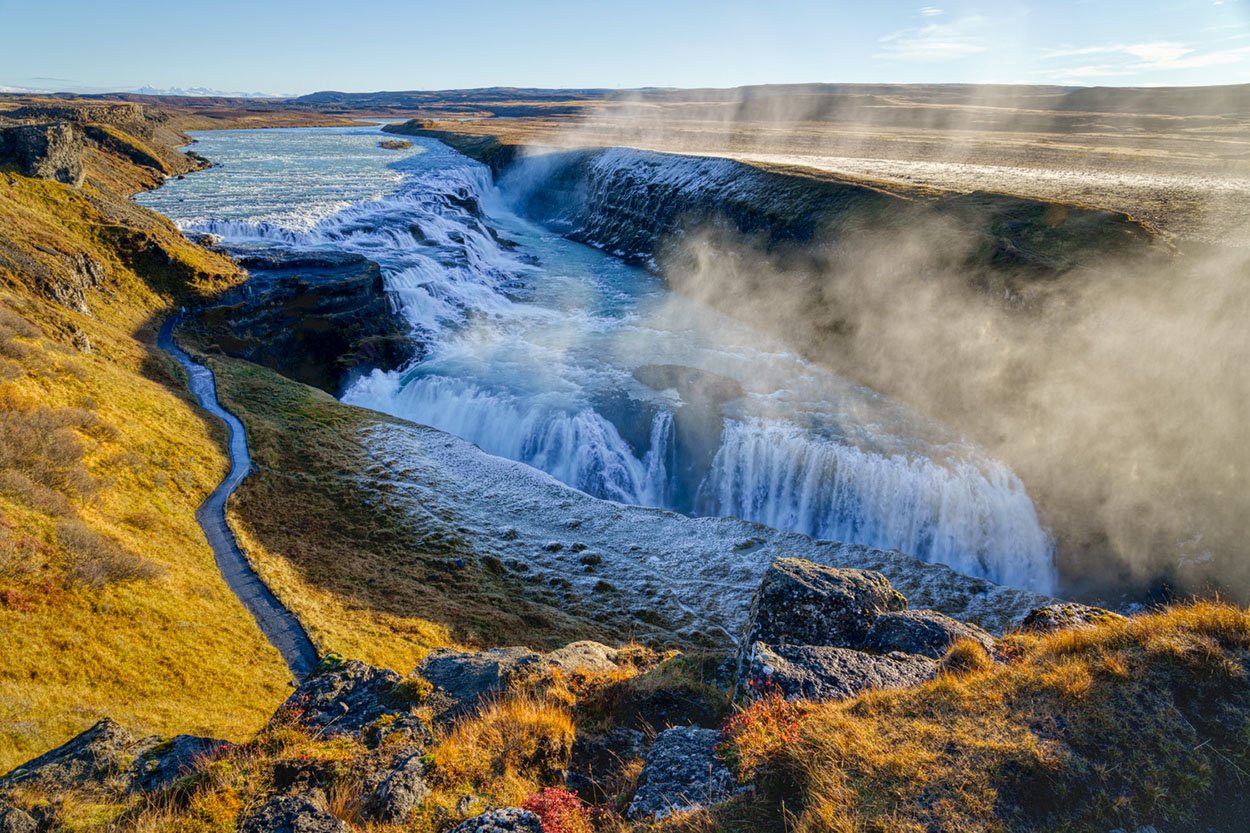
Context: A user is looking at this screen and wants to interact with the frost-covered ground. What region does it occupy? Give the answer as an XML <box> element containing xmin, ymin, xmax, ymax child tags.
<box><xmin>352</xmin><ymin>419</ymin><xmax>1053</xmax><ymax>643</ymax></box>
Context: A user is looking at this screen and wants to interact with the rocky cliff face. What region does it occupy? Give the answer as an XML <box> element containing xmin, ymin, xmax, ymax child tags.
<box><xmin>0</xmin><ymin>123</ymin><xmax>87</xmax><ymax>186</ymax></box>
<box><xmin>190</xmin><ymin>251</ymin><xmax>417</xmax><ymax>394</ymax></box>
<box><xmin>497</xmin><ymin>146</ymin><xmax>1155</xmax><ymax>286</ymax></box>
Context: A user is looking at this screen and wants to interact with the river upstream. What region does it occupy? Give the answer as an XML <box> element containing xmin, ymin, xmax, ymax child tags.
<box><xmin>138</xmin><ymin>125</ymin><xmax>1056</xmax><ymax>595</ymax></box>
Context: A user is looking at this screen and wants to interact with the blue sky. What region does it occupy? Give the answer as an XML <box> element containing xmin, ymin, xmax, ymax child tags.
<box><xmin>2</xmin><ymin>0</ymin><xmax>1248</xmax><ymax>94</ymax></box>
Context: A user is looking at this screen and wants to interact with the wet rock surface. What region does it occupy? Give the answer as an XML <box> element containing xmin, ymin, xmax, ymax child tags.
<box><xmin>627</xmin><ymin>726</ymin><xmax>735</xmax><ymax>819</ymax></box>
<box><xmin>864</xmin><ymin>608</ymin><xmax>997</xmax><ymax>659</ymax></box>
<box><xmin>192</xmin><ymin>251</ymin><xmax>417</xmax><ymax>394</ymax></box>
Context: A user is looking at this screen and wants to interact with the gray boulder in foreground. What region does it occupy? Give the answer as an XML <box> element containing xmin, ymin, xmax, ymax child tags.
<box><xmin>448</xmin><ymin>807</ymin><xmax>544</xmax><ymax>833</ymax></box>
<box><xmin>273</xmin><ymin>659</ymin><xmax>403</xmax><ymax>737</ymax></box>
<box><xmin>0</xmin><ymin>717</ymin><xmax>147</xmax><ymax>792</ymax></box>
<box><xmin>364</xmin><ymin>751</ymin><xmax>430</xmax><ymax>823</ymax></box>
<box><xmin>545</xmin><ymin>640</ymin><xmax>621</xmax><ymax>674</ymax></box>
<box><xmin>417</xmin><ymin>647</ymin><xmax>543</xmax><ymax>713</ymax></box>
<box><xmin>1020</xmin><ymin>602</ymin><xmax>1126</xmax><ymax>634</ymax></box>
<box><xmin>863</xmin><ymin>609</ymin><xmax>996</xmax><ymax>659</ymax></box>
<box><xmin>741</xmin><ymin>641</ymin><xmax>939</xmax><ymax>701</ymax></box>
<box><xmin>238</xmin><ymin>793</ymin><xmax>349</xmax><ymax>833</ymax></box>
<box><xmin>132</xmin><ymin>734</ymin><xmax>233</xmax><ymax>793</ymax></box>
<box><xmin>742</xmin><ymin>558</ymin><xmax>907</xmax><ymax>650</ymax></box>
<box><xmin>627</xmin><ymin>726</ymin><xmax>735</xmax><ymax>819</ymax></box>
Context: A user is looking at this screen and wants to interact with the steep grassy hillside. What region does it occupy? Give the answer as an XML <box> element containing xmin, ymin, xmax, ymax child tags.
<box><xmin>0</xmin><ymin>108</ymin><xmax>291</xmax><ymax>770</ymax></box>
<box><xmin>204</xmin><ymin>355</ymin><xmax>618</xmax><ymax>670</ymax></box>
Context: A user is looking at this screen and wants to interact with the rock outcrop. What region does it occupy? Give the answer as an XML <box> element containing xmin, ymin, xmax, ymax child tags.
<box><xmin>0</xmin><ymin>718</ymin><xmax>147</xmax><ymax>792</ymax></box>
<box><xmin>741</xmin><ymin>642</ymin><xmax>938</xmax><ymax>701</ymax></box>
<box><xmin>735</xmin><ymin>557</ymin><xmax>997</xmax><ymax>701</ymax></box>
<box><xmin>363</xmin><ymin>751</ymin><xmax>431</xmax><ymax>823</ymax></box>
<box><xmin>740</xmin><ymin>557</ymin><xmax>908</xmax><ymax>651</ymax></box>
<box><xmin>1020</xmin><ymin>602</ymin><xmax>1126</xmax><ymax>634</ymax></box>
<box><xmin>131</xmin><ymin>734</ymin><xmax>233</xmax><ymax>793</ymax></box>
<box><xmin>274</xmin><ymin>659</ymin><xmax>412</xmax><ymax>738</ymax></box>
<box><xmin>0</xmin><ymin>123</ymin><xmax>86</xmax><ymax>186</ymax></box>
<box><xmin>626</xmin><ymin>726</ymin><xmax>735</xmax><ymax>819</ymax></box>
<box><xmin>449</xmin><ymin>808</ymin><xmax>544</xmax><ymax>833</ymax></box>
<box><xmin>238</xmin><ymin>793</ymin><xmax>349</xmax><ymax>833</ymax></box>
<box><xmin>863</xmin><ymin>609</ymin><xmax>996</xmax><ymax>659</ymax></box>
<box><xmin>192</xmin><ymin>251</ymin><xmax>416</xmax><ymax>394</ymax></box>
<box><xmin>417</xmin><ymin>647</ymin><xmax>543</xmax><ymax>716</ymax></box>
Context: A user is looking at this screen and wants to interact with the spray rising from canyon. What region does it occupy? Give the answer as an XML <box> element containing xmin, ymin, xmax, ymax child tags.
<box><xmin>533</xmin><ymin>86</ymin><xmax>1250</xmax><ymax>599</ymax></box>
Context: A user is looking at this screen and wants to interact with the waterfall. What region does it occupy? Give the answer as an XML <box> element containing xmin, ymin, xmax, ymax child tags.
<box><xmin>145</xmin><ymin>128</ymin><xmax>1058</xmax><ymax>594</ymax></box>
<box><xmin>700</xmin><ymin>419</ymin><xmax>1055</xmax><ymax>592</ymax></box>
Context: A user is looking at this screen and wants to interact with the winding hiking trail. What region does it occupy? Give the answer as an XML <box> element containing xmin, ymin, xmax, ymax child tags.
<box><xmin>158</xmin><ymin>315</ymin><xmax>319</xmax><ymax>680</ymax></box>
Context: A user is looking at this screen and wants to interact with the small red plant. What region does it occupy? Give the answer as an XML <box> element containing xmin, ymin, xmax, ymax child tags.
<box><xmin>522</xmin><ymin>787</ymin><xmax>594</xmax><ymax>833</ymax></box>
<box><xmin>718</xmin><ymin>687</ymin><xmax>812</xmax><ymax>778</ymax></box>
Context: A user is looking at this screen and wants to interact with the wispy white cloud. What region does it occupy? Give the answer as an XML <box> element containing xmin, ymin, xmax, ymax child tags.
<box><xmin>877</xmin><ymin>16</ymin><xmax>989</xmax><ymax>62</ymax></box>
<box><xmin>918</xmin><ymin>6</ymin><xmax>944</xmax><ymax>16</ymax></box>
<box><xmin>1038</xmin><ymin>40</ymin><xmax>1250</xmax><ymax>80</ymax></box>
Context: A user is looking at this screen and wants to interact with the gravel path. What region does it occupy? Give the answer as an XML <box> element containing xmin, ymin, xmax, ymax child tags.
<box><xmin>158</xmin><ymin>315</ymin><xmax>319</xmax><ymax>680</ymax></box>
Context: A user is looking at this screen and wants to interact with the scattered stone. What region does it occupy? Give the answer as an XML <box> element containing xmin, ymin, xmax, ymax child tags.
<box><xmin>238</xmin><ymin>793</ymin><xmax>349</xmax><ymax>833</ymax></box>
<box><xmin>0</xmin><ymin>804</ymin><xmax>36</xmax><ymax>833</ymax></box>
<box><xmin>449</xmin><ymin>807</ymin><xmax>543</xmax><ymax>833</ymax></box>
<box><xmin>131</xmin><ymin>734</ymin><xmax>233</xmax><ymax>793</ymax></box>
<box><xmin>273</xmin><ymin>659</ymin><xmax>404</xmax><ymax>737</ymax></box>
<box><xmin>1020</xmin><ymin>603</ymin><xmax>1126</xmax><ymax>635</ymax></box>
<box><xmin>546</xmin><ymin>641</ymin><xmax>620</xmax><ymax>674</ymax></box>
<box><xmin>378</xmin><ymin>140</ymin><xmax>414</xmax><ymax>150</ymax></box>
<box><xmin>417</xmin><ymin>647</ymin><xmax>542</xmax><ymax>714</ymax></box>
<box><xmin>740</xmin><ymin>642</ymin><xmax>938</xmax><ymax>702</ymax></box>
<box><xmin>364</xmin><ymin>751</ymin><xmax>430</xmax><ymax>823</ymax></box>
<box><xmin>0</xmin><ymin>718</ymin><xmax>148</xmax><ymax>792</ymax></box>
<box><xmin>627</xmin><ymin>726</ymin><xmax>735</xmax><ymax>819</ymax></box>
<box><xmin>863</xmin><ymin>609</ymin><xmax>997</xmax><ymax>659</ymax></box>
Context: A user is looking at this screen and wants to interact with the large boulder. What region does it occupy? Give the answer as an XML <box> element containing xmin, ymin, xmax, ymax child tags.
<box><xmin>238</xmin><ymin>794</ymin><xmax>349</xmax><ymax>833</ymax></box>
<box><xmin>0</xmin><ymin>718</ymin><xmax>148</xmax><ymax>792</ymax></box>
<box><xmin>545</xmin><ymin>641</ymin><xmax>621</xmax><ymax>675</ymax></box>
<box><xmin>742</xmin><ymin>558</ymin><xmax>907</xmax><ymax>649</ymax></box>
<box><xmin>863</xmin><ymin>609</ymin><xmax>996</xmax><ymax>659</ymax></box>
<box><xmin>626</xmin><ymin>726</ymin><xmax>735</xmax><ymax>820</ymax></box>
<box><xmin>273</xmin><ymin>659</ymin><xmax>405</xmax><ymax>737</ymax></box>
<box><xmin>448</xmin><ymin>807</ymin><xmax>544</xmax><ymax>833</ymax></box>
<box><xmin>1020</xmin><ymin>602</ymin><xmax>1125</xmax><ymax>635</ymax></box>
<box><xmin>131</xmin><ymin>734</ymin><xmax>233</xmax><ymax>793</ymax></box>
<box><xmin>740</xmin><ymin>642</ymin><xmax>938</xmax><ymax>702</ymax></box>
<box><xmin>364</xmin><ymin>751</ymin><xmax>430</xmax><ymax>823</ymax></box>
<box><xmin>417</xmin><ymin>647</ymin><xmax>543</xmax><ymax>714</ymax></box>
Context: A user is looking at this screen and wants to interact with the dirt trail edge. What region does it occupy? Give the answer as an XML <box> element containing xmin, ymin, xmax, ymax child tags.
<box><xmin>158</xmin><ymin>314</ymin><xmax>319</xmax><ymax>680</ymax></box>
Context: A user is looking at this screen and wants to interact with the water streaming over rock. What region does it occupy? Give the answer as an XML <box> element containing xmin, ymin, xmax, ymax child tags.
<box><xmin>139</xmin><ymin>126</ymin><xmax>1058</xmax><ymax>593</ymax></box>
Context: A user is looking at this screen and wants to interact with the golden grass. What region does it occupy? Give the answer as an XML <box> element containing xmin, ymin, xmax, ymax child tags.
<box><xmin>0</xmin><ymin>139</ymin><xmax>287</xmax><ymax>771</ymax></box>
<box><xmin>725</xmin><ymin>601</ymin><xmax>1250</xmax><ymax>833</ymax></box>
<box><xmin>204</xmin><ymin>354</ymin><xmax>616</xmax><ymax>667</ymax></box>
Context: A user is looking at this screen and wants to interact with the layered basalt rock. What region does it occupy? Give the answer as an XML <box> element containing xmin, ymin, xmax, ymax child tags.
<box><xmin>191</xmin><ymin>251</ymin><xmax>418</xmax><ymax>394</ymax></box>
